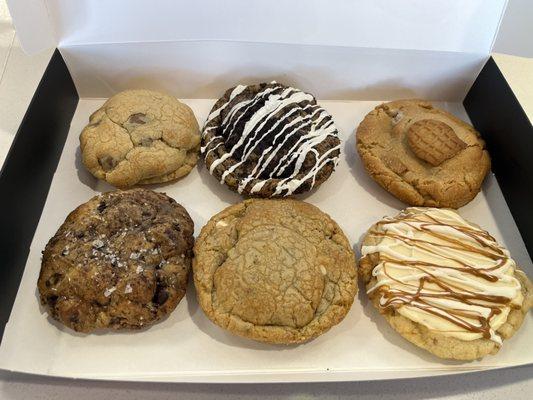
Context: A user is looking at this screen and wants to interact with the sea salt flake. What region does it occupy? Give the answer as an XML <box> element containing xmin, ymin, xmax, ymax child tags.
<box><xmin>136</xmin><ymin>265</ymin><xmax>144</xmax><ymax>274</ymax></box>
<box><xmin>130</xmin><ymin>252</ymin><xmax>140</xmax><ymax>260</ymax></box>
<box><xmin>104</xmin><ymin>287</ymin><xmax>116</xmax><ymax>297</ymax></box>
<box><xmin>92</xmin><ymin>239</ymin><xmax>104</xmax><ymax>249</ymax></box>
<box><xmin>124</xmin><ymin>284</ymin><xmax>133</xmax><ymax>294</ymax></box>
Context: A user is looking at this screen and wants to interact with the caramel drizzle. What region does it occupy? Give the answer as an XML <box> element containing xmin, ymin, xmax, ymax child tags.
<box><xmin>366</xmin><ymin>209</ymin><xmax>519</xmax><ymax>341</ymax></box>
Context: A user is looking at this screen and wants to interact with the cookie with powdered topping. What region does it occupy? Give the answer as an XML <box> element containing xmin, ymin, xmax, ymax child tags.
<box><xmin>356</xmin><ymin>100</ymin><xmax>491</xmax><ymax>208</ymax></box>
<box><xmin>201</xmin><ymin>82</ymin><xmax>341</xmax><ymax>197</ymax></box>
<box><xmin>359</xmin><ymin>207</ymin><xmax>532</xmax><ymax>360</ymax></box>
<box><xmin>38</xmin><ymin>189</ymin><xmax>194</xmax><ymax>333</ymax></box>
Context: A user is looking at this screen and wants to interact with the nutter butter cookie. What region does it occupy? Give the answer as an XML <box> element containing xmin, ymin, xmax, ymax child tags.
<box><xmin>359</xmin><ymin>208</ymin><xmax>532</xmax><ymax>360</ymax></box>
<box><xmin>201</xmin><ymin>82</ymin><xmax>341</xmax><ymax>197</ymax></box>
<box><xmin>193</xmin><ymin>199</ymin><xmax>357</xmax><ymax>344</ymax></box>
<box><xmin>356</xmin><ymin>100</ymin><xmax>491</xmax><ymax>208</ymax></box>
<box><xmin>38</xmin><ymin>189</ymin><xmax>194</xmax><ymax>333</ymax></box>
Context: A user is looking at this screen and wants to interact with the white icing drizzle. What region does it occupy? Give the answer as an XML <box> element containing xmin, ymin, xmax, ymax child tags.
<box><xmin>201</xmin><ymin>82</ymin><xmax>340</xmax><ymax>195</ymax></box>
<box><xmin>362</xmin><ymin>208</ymin><xmax>524</xmax><ymax>344</ymax></box>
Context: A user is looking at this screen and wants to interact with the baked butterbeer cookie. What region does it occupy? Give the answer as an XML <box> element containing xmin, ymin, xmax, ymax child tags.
<box><xmin>38</xmin><ymin>189</ymin><xmax>194</xmax><ymax>333</ymax></box>
<box><xmin>193</xmin><ymin>199</ymin><xmax>357</xmax><ymax>344</ymax></box>
<box><xmin>359</xmin><ymin>208</ymin><xmax>532</xmax><ymax>360</ymax></box>
<box><xmin>356</xmin><ymin>100</ymin><xmax>491</xmax><ymax>208</ymax></box>
<box><xmin>80</xmin><ymin>90</ymin><xmax>200</xmax><ymax>188</ymax></box>
<box><xmin>201</xmin><ymin>82</ymin><xmax>341</xmax><ymax>197</ymax></box>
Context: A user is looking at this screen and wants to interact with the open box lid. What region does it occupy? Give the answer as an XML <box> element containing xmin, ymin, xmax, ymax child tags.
<box><xmin>6</xmin><ymin>1</ymin><xmax>510</xmax><ymax>100</ymax></box>
<box><xmin>9</xmin><ymin>0</ymin><xmax>507</xmax><ymax>55</ymax></box>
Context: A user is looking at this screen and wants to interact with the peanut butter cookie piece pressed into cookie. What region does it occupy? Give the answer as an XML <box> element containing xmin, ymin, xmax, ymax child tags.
<box><xmin>201</xmin><ymin>82</ymin><xmax>341</xmax><ymax>197</ymax></box>
<box><xmin>193</xmin><ymin>199</ymin><xmax>357</xmax><ymax>344</ymax></box>
<box><xmin>38</xmin><ymin>189</ymin><xmax>194</xmax><ymax>333</ymax></box>
<box><xmin>359</xmin><ymin>207</ymin><xmax>533</xmax><ymax>361</ymax></box>
<box><xmin>356</xmin><ymin>99</ymin><xmax>491</xmax><ymax>208</ymax></box>
<box><xmin>80</xmin><ymin>90</ymin><xmax>200</xmax><ymax>188</ymax></box>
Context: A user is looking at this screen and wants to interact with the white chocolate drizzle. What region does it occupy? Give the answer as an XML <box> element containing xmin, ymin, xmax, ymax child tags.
<box><xmin>362</xmin><ymin>208</ymin><xmax>524</xmax><ymax>344</ymax></box>
<box><xmin>201</xmin><ymin>82</ymin><xmax>340</xmax><ymax>196</ymax></box>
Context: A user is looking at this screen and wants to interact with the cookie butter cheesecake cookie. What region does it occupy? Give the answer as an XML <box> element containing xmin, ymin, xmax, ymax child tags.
<box><xmin>193</xmin><ymin>199</ymin><xmax>357</xmax><ymax>344</ymax></box>
<box><xmin>38</xmin><ymin>189</ymin><xmax>194</xmax><ymax>332</ymax></box>
<box><xmin>359</xmin><ymin>208</ymin><xmax>532</xmax><ymax>360</ymax></box>
<box><xmin>201</xmin><ymin>82</ymin><xmax>341</xmax><ymax>197</ymax></box>
<box><xmin>356</xmin><ymin>100</ymin><xmax>490</xmax><ymax>208</ymax></box>
<box><xmin>80</xmin><ymin>90</ymin><xmax>200</xmax><ymax>188</ymax></box>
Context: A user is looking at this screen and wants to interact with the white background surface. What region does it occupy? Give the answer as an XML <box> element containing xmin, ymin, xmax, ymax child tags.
<box><xmin>1</xmin><ymin>0</ymin><xmax>532</xmax><ymax>398</ymax></box>
<box><xmin>2</xmin><ymin>98</ymin><xmax>531</xmax><ymax>383</ymax></box>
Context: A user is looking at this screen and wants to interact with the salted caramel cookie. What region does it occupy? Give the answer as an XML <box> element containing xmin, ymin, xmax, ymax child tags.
<box><xmin>80</xmin><ymin>90</ymin><xmax>200</xmax><ymax>188</ymax></box>
<box><xmin>38</xmin><ymin>189</ymin><xmax>194</xmax><ymax>333</ymax></box>
<box><xmin>356</xmin><ymin>100</ymin><xmax>491</xmax><ymax>208</ymax></box>
<box><xmin>201</xmin><ymin>82</ymin><xmax>341</xmax><ymax>197</ymax></box>
<box><xmin>359</xmin><ymin>208</ymin><xmax>532</xmax><ymax>360</ymax></box>
<box><xmin>193</xmin><ymin>199</ymin><xmax>357</xmax><ymax>344</ymax></box>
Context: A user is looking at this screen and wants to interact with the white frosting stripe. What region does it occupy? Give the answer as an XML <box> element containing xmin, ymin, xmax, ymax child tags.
<box><xmin>362</xmin><ymin>208</ymin><xmax>524</xmax><ymax>344</ymax></box>
<box><xmin>201</xmin><ymin>82</ymin><xmax>340</xmax><ymax>195</ymax></box>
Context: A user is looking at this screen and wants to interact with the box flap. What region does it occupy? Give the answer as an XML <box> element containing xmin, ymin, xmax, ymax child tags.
<box><xmin>9</xmin><ymin>0</ymin><xmax>507</xmax><ymax>55</ymax></box>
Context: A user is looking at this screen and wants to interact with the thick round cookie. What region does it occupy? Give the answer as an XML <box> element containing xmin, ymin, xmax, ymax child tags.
<box><xmin>201</xmin><ymin>82</ymin><xmax>341</xmax><ymax>197</ymax></box>
<box><xmin>359</xmin><ymin>207</ymin><xmax>533</xmax><ymax>360</ymax></box>
<box><xmin>38</xmin><ymin>189</ymin><xmax>194</xmax><ymax>333</ymax></box>
<box><xmin>80</xmin><ymin>90</ymin><xmax>200</xmax><ymax>188</ymax></box>
<box><xmin>193</xmin><ymin>199</ymin><xmax>357</xmax><ymax>344</ymax></box>
<box><xmin>356</xmin><ymin>100</ymin><xmax>491</xmax><ymax>208</ymax></box>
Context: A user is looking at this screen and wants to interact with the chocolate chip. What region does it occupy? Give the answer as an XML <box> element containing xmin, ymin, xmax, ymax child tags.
<box><xmin>46</xmin><ymin>295</ymin><xmax>58</xmax><ymax>306</ymax></box>
<box><xmin>153</xmin><ymin>286</ymin><xmax>169</xmax><ymax>305</ymax></box>
<box><xmin>47</xmin><ymin>273</ymin><xmax>63</xmax><ymax>287</ymax></box>
<box><xmin>128</xmin><ymin>113</ymin><xmax>147</xmax><ymax>125</ymax></box>
<box><xmin>97</xmin><ymin>201</ymin><xmax>107</xmax><ymax>213</ymax></box>
<box><xmin>69</xmin><ymin>313</ymin><xmax>79</xmax><ymax>324</ymax></box>
<box><xmin>140</xmin><ymin>138</ymin><xmax>153</xmax><ymax>147</ymax></box>
<box><xmin>98</xmin><ymin>156</ymin><xmax>118</xmax><ymax>171</ymax></box>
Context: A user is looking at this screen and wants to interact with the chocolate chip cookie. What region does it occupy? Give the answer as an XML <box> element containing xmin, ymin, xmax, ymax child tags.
<box><xmin>38</xmin><ymin>189</ymin><xmax>194</xmax><ymax>333</ymax></box>
<box><xmin>201</xmin><ymin>82</ymin><xmax>341</xmax><ymax>197</ymax></box>
<box><xmin>80</xmin><ymin>90</ymin><xmax>200</xmax><ymax>188</ymax></box>
<box><xmin>359</xmin><ymin>207</ymin><xmax>532</xmax><ymax>360</ymax></box>
<box><xmin>193</xmin><ymin>199</ymin><xmax>357</xmax><ymax>344</ymax></box>
<box><xmin>356</xmin><ymin>100</ymin><xmax>491</xmax><ymax>208</ymax></box>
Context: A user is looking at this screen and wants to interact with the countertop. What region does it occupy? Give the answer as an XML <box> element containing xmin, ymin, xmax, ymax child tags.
<box><xmin>1</xmin><ymin>1</ymin><xmax>532</xmax><ymax>399</ymax></box>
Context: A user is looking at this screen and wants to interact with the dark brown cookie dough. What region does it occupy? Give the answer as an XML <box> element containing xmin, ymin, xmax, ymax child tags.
<box><xmin>38</xmin><ymin>189</ymin><xmax>194</xmax><ymax>333</ymax></box>
<box><xmin>201</xmin><ymin>82</ymin><xmax>341</xmax><ymax>197</ymax></box>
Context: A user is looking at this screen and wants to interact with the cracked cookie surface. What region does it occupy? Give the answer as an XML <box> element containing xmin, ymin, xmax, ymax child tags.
<box><xmin>193</xmin><ymin>199</ymin><xmax>357</xmax><ymax>344</ymax></box>
<box><xmin>80</xmin><ymin>90</ymin><xmax>200</xmax><ymax>188</ymax></box>
<box><xmin>38</xmin><ymin>189</ymin><xmax>194</xmax><ymax>333</ymax></box>
<box><xmin>356</xmin><ymin>99</ymin><xmax>491</xmax><ymax>208</ymax></box>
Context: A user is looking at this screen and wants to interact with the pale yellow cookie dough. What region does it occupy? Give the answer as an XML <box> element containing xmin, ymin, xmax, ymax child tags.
<box><xmin>80</xmin><ymin>90</ymin><xmax>200</xmax><ymax>188</ymax></box>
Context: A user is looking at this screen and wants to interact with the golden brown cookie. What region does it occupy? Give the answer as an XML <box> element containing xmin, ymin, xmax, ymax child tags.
<box><xmin>80</xmin><ymin>90</ymin><xmax>200</xmax><ymax>188</ymax></box>
<box><xmin>193</xmin><ymin>199</ymin><xmax>357</xmax><ymax>344</ymax></box>
<box><xmin>38</xmin><ymin>189</ymin><xmax>194</xmax><ymax>333</ymax></box>
<box><xmin>359</xmin><ymin>207</ymin><xmax>532</xmax><ymax>360</ymax></box>
<box><xmin>356</xmin><ymin>100</ymin><xmax>491</xmax><ymax>208</ymax></box>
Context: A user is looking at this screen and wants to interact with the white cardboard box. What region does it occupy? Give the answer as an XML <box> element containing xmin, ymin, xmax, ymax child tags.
<box><xmin>0</xmin><ymin>0</ymin><xmax>531</xmax><ymax>383</ymax></box>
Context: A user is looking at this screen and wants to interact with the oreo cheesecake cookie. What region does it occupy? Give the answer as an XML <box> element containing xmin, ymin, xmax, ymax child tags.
<box><xmin>201</xmin><ymin>82</ymin><xmax>341</xmax><ymax>197</ymax></box>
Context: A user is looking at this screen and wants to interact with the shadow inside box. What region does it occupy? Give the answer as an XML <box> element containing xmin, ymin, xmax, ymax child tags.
<box><xmin>75</xmin><ymin>147</ymin><xmax>115</xmax><ymax>193</ymax></box>
<box><xmin>343</xmin><ymin>132</ymin><xmax>405</xmax><ymax>210</ymax></box>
